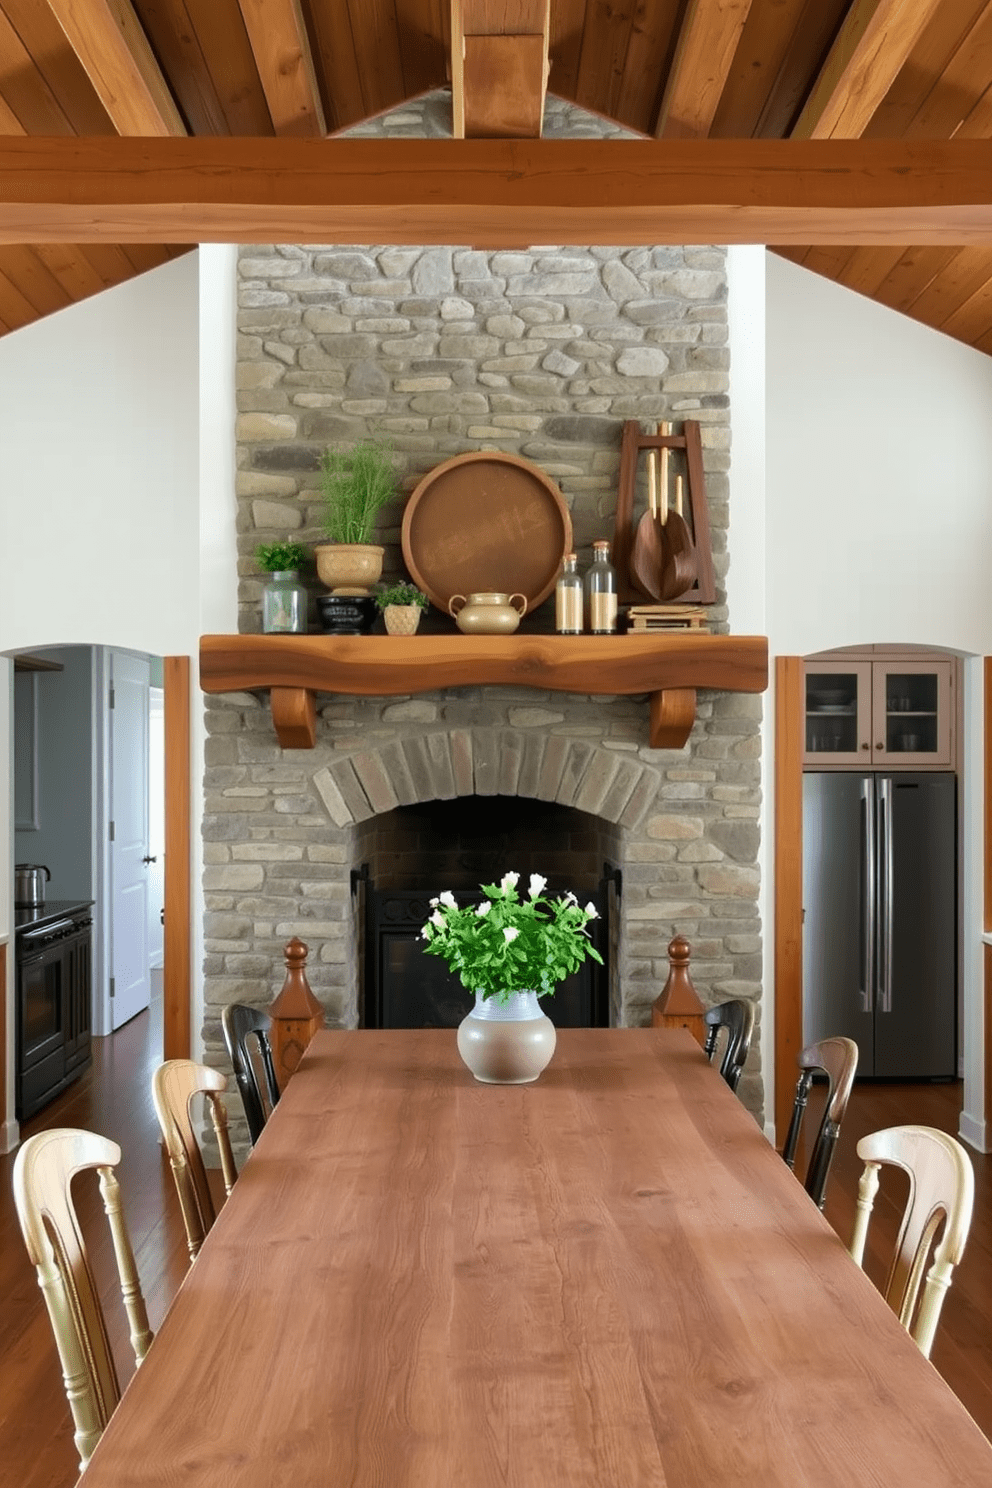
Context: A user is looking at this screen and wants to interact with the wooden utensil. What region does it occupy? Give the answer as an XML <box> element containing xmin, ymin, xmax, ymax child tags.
<box><xmin>657</xmin><ymin>421</ymin><xmax>671</xmax><ymax>544</ymax></box>
<box><xmin>658</xmin><ymin>471</ymin><xmax>697</xmax><ymax>601</ymax></box>
<box><xmin>629</xmin><ymin>431</ymin><xmax>664</xmax><ymax>600</ymax></box>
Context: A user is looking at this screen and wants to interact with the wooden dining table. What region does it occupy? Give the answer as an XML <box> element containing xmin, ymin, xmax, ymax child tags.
<box><xmin>81</xmin><ymin>1028</ymin><xmax>992</xmax><ymax>1486</ymax></box>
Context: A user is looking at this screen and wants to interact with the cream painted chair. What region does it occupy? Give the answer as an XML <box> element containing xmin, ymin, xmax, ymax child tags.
<box><xmin>152</xmin><ymin>1059</ymin><xmax>238</xmax><ymax>1264</ymax></box>
<box><xmin>848</xmin><ymin>1124</ymin><xmax>974</xmax><ymax>1359</ymax></box>
<box><xmin>13</xmin><ymin>1127</ymin><xmax>153</xmax><ymax>1473</ymax></box>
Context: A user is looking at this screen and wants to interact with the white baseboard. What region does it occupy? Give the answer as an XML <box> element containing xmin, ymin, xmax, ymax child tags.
<box><xmin>958</xmin><ymin>1109</ymin><xmax>988</xmax><ymax>1153</ymax></box>
<box><xmin>0</xmin><ymin>1118</ymin><xmax>20</xmax><ymax>1156</ymax></box>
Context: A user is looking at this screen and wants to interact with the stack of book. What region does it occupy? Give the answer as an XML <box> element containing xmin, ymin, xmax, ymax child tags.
<box><xmin>625</xmin><ymin>604</ymin><xmax>710</xmax><ymax>633</ymax></box>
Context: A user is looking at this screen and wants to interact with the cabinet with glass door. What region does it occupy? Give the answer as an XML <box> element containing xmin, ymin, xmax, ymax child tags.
<box><xmin>803</xmin><ymin>656</ymin><xmax>955</xmax><ymax>768</ymax></box>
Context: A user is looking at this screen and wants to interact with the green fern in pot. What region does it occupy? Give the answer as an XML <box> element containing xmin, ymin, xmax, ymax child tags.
<box><xmin>315</xmin><ymin>438</ymin><xmax>397</xmax><ymax>593</ymax></box>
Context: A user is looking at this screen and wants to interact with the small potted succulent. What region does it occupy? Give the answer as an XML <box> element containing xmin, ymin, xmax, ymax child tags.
<box><xmin>375</xmin><ymin>581</ymin><xmax>429</xmax><ymax>635</ymax></box>
<box><xmin>255</xmin><ymin>542</ymin><xmax>309</xmax><ymax>634</ymax></box>
<box><xmin>314</xmin><ymin>437</ymin><xmax>397</xmax><ymax>594</ymax></box>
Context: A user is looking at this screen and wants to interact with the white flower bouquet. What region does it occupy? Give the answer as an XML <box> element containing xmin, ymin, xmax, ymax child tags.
<box><xmin>420</xmin><ymin>871</ymin><xmax>603</xmax><ymax>1003</ymax></box>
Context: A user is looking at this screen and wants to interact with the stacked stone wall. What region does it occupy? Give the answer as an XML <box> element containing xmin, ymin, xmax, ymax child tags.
<box><xmin>206</xmin><ymin>93</ymin><xmax>763</xmax><ymax>1149</ymax></box>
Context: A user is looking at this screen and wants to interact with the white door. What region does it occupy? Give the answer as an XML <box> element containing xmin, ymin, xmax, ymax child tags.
<box><xmin>110</xmin><ymin>652</ymin><xmax>151</xmax><ymax>1029</ymax></box>
<box><xmin>148</xmin><ymin>685</ymin><xmax>165</xmax><ymax>968</ymax></box>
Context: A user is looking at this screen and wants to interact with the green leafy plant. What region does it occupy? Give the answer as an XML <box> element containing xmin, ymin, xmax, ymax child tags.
<box><xmin>375</xmin><ymin>582</ymin><xmax>429</xmax><ymax>611</ymax></box>
<box><xmin>255</xmin><ymin>541</ymin><xmax>308</xmax><ymax>573</ymax></box>
<box><xmin>420</xmin><ymin>872</ymin><xmax>603</xmax><ymax>1002</ymax></box>
<box><xmin>319</xmin><ymin>438</ymin><xmax>397</xmax><ymax>545</ymax></box>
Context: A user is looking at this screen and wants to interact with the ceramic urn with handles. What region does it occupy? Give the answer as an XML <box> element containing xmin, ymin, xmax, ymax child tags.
<box><xmin>448</xmin><ymin>592</ymin><xmax>527</xmax><ymax>635</ymax></box>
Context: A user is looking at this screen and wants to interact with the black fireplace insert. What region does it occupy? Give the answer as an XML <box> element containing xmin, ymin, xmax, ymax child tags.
<box><xmin>359</xmin><ymin>872</ymin><xmax>616</xmax><ymax>1030</ymax></box>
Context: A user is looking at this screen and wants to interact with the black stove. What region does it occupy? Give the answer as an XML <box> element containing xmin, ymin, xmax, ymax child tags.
<box><xmin>15</xmin><ymin>899</ymin><xmax>94</xmax><ymax>1119</ymax></box>
<box><xmin>15</xmin><ymin>898</ymin><xmax>94</xmax><ymax>935</ymax></box>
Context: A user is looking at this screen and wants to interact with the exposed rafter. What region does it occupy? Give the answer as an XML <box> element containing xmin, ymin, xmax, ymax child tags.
<box><xmin>791</xmin><ymin>0</ymin><xmax>945</xmax><ymax>140</ymax></box>
<box><xmin>236</xmin><ymin>0</ymin><xmax>326</xmax><ymax>137</ymax></box>
<box><xmin>1</xmin><ymin>137</ymin><xmax>992</xmax><ymax>247</ymax></box>
<box><xmin>655</xmin><ymin>0</ymin><xmax>754</xmax><ymax>140</ymax></box>
<box><xmin>45</xmin><ymin>0</ymin><xmax>185</xmax><ymax>136</ymax></box>
<box><xmin>451</xmin><ymin>0</ymin><xmax>550</xmax><ymax>138</ymax></box>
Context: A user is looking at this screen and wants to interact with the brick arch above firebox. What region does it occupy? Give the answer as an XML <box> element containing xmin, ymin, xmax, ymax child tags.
<box><xmin>311</xmin><ymin>727</ymin><xmax>663</xmax><ymax>829</ymax></box>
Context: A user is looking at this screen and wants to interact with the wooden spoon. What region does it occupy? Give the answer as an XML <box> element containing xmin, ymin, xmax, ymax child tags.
<box><xmin>630</xmin><ymin>430</ymin><xmax>664</xmax><ymax>600</ymax></box>
<box><xmin>658</xmin><ymin>471</ymin><xmax>697</xmax><ymax>601</ymax></box>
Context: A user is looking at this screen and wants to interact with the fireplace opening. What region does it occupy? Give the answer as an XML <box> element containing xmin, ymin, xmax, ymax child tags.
<box><xmin>352</xmin><ymin>796</ymin><xmax>621</xmax><ymax>1029</ymax></box>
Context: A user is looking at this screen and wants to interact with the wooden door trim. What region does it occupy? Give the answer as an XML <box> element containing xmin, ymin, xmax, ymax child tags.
<box><xmin>0</xmin><ymin>944</ymin><xmax>6</xmax><ymax>1140</ymax></box>
<box><xmin>774</xmin><ymin>656</ymin><xmax>804</xmax><ymax>1142</ymax></box>
<box><xmin>163</xmin><ymin>656</ymin><xmax>191</xmax><ymax>1060</ymax></box>
<box><xmin>985</xmin><ymin>659</ymin><xmax>992</xmax><ymax>1132</ymax></box>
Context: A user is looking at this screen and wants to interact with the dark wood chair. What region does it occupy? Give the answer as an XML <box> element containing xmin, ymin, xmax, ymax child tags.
<box><xmin>781</xmin><ymin>1036</ymin><xmax>859</xmax><ymax>1210</ymax></box>
<box><xmin>703</xmin><ymin>998</ymin><xmax>754</xmax><ymax>1093</ymax></box>
<box><xmin>222</xmin><ymin>1003</ymin><xmax>281</xmax><ymax>1145</ymax></box>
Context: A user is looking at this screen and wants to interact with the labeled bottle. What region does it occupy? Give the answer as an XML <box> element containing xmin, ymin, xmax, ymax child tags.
<box><xmin>555</xmin><ymin>553</ymin><xmax>583</xmax><ymax>634</ymax></box>
<box><xmin>584</xmin><ymin>540</ymin><xmax>618</xmax><ymax>634</ymax></box>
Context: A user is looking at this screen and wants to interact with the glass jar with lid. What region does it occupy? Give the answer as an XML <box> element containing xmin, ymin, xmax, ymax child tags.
<box><xmin>584</xmin><ymin>541</ymin><xmax>618</xmax><ymax>634</ymax></box>
<box><xmin>555</xmin><ymin>554</ymin><xmax>583</xmax><ymax>634</ymax></box>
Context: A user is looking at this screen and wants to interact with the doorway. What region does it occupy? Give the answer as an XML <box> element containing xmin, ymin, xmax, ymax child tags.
<box><xmin>3</xmin><ymin>648</ymin><xmax>192</xmax><ymax>1149</ymax></box>
<box><xmin>12</xmin><ymin>645</ymin><xmax>165</xmax><ymax>1038</ymax></box>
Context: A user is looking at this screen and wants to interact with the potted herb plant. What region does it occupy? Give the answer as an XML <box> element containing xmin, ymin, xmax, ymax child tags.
<box><xmin>421</xmin><ymin>872</ymin><xmax>602</xmax><ymax>1083</ymax></box>
<box><xmin>255</xmin><ymin>542</ymin><xmax>309</xmax><ymax>634</ymax></box>
<box><xmin>314</xmin><ymin>437</ymin><xmax>397</xmax><ymax>594</ymax></box>
<box><xmin>375</xmin><ymin>581</ymin><xmax>429</xmax><ymax>635</ymax></box>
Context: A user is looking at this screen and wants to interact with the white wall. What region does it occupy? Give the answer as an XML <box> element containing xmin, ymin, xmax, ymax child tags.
<box><xmin>0</xmin><ymin>254</ymin><xmax>201</xmax><ymax>658</ymax></box>
<box><xmin>193</xmin><ymin>245</ymin><xmax>240</xmax><ymax>1058</ymax></box>
<box><xmin>766</xmin><ymin>253</ymin><xmax>992</xmax><ymax>659</ymax></box>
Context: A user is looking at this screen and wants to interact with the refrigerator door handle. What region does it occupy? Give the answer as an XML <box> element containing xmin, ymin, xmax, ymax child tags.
<box><xmin>861</xmin><ymin>779</ymin><xmax>875</xmax><ymax>1015</ymax></box>
<box><xmin>879</xmin><ymin>777</ymin><xmax>894</xmax><ymax>1013</ymax></box>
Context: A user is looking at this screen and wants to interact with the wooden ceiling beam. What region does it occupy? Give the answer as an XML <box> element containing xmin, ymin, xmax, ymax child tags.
<box><xmin>451</xmin><ymin>0</ymin><xmax>550</xmax><ymax>138</ymax></box>
<box><xmin>235</xmin><ymin>0</ymin><xmax>326</xmax><ymax>137</ymax></box>
<box><xmin>2</xmin><ymin>136</ymin><xmax>992</xmax><ymax>246</ymax></box>
<box><xmin>655</xmin><ymin>0</ymin><xmax>755</xmax><ymax>140</ymax></box>
<box><xmin>45</xmin><ymin>0</ymin><xmax>186</xmax><ymax>136</ymax></box>
<box><xmin>791</xmin><ymin>0</ymin><xmax>946</xmax><ymax>139</ymax></box>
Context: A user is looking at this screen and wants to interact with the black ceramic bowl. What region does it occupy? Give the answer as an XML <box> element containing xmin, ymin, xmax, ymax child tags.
<box><xmin>315</xmin><ymin>594</ymin><xmax>378</xmax><ymax>635</ymax></box>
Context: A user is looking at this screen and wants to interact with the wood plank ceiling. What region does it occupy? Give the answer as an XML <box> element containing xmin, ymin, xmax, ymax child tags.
<box><xmin>2</xmin><ymin>0</ymin><xmax>992</xmax><ymax>354</ymax></box>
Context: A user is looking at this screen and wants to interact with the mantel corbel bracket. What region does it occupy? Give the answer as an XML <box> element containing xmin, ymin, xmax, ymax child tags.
<box><xmin>270</xmin><ymin>686</ymin><xmax>316</xmax><ymax>749</ymax></box>
<box><xmin>649</xmin><ymin>688</ymin><xmax>696</xmax><ymax>749</ymax></box>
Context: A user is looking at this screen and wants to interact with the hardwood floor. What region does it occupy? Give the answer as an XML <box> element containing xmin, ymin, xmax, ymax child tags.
<box><xmin>2</xmin><ymin>1026</ymin><xmax>991</xmax><ymax>1486</ymax></box>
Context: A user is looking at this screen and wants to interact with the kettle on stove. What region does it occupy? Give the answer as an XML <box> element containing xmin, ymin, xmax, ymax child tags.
<box><xmin>14</xmin><ymin>864</ymin><xmax>51</xmax><ymax>908</ymax></box>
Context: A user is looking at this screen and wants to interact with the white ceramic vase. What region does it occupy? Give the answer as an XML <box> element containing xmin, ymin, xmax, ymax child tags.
<box><xmin>456</xmin><ymin>990</ymin><xmax>556</xmax><ymax>1084</ymax></box>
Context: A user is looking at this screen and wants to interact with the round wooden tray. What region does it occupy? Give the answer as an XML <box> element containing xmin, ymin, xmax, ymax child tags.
<box><xmin>401</xmin><ymin>452</ymin><xmax>573</xmax><ymax>615</ymax></box>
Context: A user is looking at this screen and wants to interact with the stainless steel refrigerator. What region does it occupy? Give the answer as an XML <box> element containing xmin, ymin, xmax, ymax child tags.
<box><xmin>802</xmin><ymin>772</ymin><xmax>956</xmax><ymax>1078</ymax></box>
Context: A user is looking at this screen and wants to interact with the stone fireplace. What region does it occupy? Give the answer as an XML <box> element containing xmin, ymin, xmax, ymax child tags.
<box><xmin>202</xmin><ymin>92</ymin><xmax>763</xmax><ymax>1143</ymax></box>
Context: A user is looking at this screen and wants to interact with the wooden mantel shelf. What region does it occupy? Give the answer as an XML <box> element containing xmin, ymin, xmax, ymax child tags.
<box><xmin>199</xmin><ymin>633</ymin><xmax>769</xmax><ymax>750</ymax></box>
